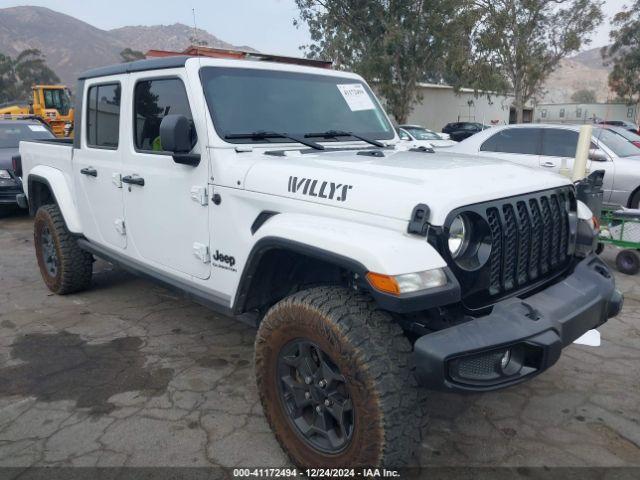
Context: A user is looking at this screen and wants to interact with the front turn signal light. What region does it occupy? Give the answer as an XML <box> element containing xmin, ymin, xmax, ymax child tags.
<box><xmin>366</xmin><ymin>269</ymin><xmax>447</xmax><ymax>295</ymax></box>
<box><xmin>366</xmin><ymin>272</ymin><xmax>401</xmax><ymax>295</ymax></box>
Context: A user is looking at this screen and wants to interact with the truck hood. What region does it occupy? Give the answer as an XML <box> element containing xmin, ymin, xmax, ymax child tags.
<box><xmin>243</xmin><ymin>148</ymin><xmax>571</xmax><ymax>225</ymax></box>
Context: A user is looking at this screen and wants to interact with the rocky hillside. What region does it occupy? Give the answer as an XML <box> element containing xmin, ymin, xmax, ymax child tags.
<box><xmin>111</xmin><ymin>24</ymin><xmax>255</xmax><ymax>54</ymax></box>
<box><xmin>540</xmin><ymin>46</ymin><xmax>614</xmax><ymax>103</ymax></box>
<box><xmin>0</xmin><ymin>6</ymin><xmax>254</xmax><ymax>88</ymax></box>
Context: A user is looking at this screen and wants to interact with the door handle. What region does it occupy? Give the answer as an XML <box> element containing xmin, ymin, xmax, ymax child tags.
<box><xmin>80</xmin><ymin>167</ymin><xmax>97</xmax><ymax>177</ymax></box>
<box><xmin>122</xmin><ymin>175</ymin><xmax>145</xmax><ymax>187</ymax></box>
<box><xmin>541</xmin><ymin>161</ymin><xmax>556</xmax><ymax>168</ymax></box>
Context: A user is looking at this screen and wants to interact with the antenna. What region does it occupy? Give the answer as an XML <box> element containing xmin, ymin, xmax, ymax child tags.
<box><xmin>191</xmin><ymin>8</ymin><xmax>200</xmax><ymax>54</ymax></box>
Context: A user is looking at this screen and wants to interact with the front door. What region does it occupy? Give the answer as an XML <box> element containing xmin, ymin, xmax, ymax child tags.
<box><xmin>477</xmin><ymin>127</ymin><xmax>542</xmax><ymax>168</ymax></box>
<box><xmin>122</xmin><ymin>74</ymin><xmax>210</xmax><ymax>280</ymax></box>
<box><xmin>538</xmin><ymin>128</ymin><xmax>614</xmax><ymax>203</ymax></box>
<box><xmin>74</xmin><ymin>81</ymin><xmax>126</xmax><ymax>249</ymax></box>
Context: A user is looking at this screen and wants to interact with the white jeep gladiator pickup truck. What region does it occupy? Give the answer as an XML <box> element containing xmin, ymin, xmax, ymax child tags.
<box><xmin>15</xmin><ymin>56</ymin><xmax>622</xmax><ymax>468</ymax></box>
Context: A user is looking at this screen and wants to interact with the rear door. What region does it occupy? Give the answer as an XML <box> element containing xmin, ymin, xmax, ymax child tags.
<box><xmin>73</xmin><ymin>79</ymin><xmax>126</xmax><ymax>249</ymax></box>
<box><xmin>122</xmin><ymin>73</ymin><xmax>210</xmax><ymax>280</ymax></box>
<box><xmin>478</xmin><ymin>127</ymin><xmax>542</xmax><ymax>168</ymax></box>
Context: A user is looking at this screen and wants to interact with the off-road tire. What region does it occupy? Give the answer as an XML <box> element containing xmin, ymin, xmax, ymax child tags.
<box><xmin>34</xmin><ymin>204</ymin><xmax>93</xmax><ymax>294</ymax></box>
<box><xmin>255</xmin><ymin>286</ymin><xmax>426</xmax><ymax>468</ymax></box>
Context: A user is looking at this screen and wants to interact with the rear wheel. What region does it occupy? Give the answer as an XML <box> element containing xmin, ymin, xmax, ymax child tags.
<box><xmin>255</xmin><ymin>286</ymin><xmax>425</xmax><ymax>468</ymax></box>
<box><xmin>616</xmin><ymin>249</ymin><xmax>640</xmax><ymax>275</ymax></box>
<box><xmin>34</xmin><ymin>204</ymin><xmax>93</xmax><ymax>294</ymax></box>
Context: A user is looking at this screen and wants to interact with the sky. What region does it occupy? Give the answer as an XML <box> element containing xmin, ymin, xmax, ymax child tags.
<box><xmin>0</xmin><ymin>0</ymin><xmax>631</xmax><ymax>57</ymax></box>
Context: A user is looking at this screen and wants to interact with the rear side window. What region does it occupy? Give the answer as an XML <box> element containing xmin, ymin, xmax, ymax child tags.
<box><xmin>480</xmin><ymin>128</ymin><xmax>541</xmax><ymax>155</ymax></box>
<box><xmin>134</xmin><ymin>78</ymin><xmax>194</xmax><ymax>153</ymax></box>
<box><xmin>541</xmin><ymin>129</ymin><xmax>579</xmax><ymax>157</ymax></box>
<box><xmin>86</xmin><ymin>83</ymin><xmax>121</xmax><ymax>148</ymax></box>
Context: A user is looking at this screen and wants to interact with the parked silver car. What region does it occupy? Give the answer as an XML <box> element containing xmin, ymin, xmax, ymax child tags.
<box><xmin>397</xmin><ymin>125</ymin><xmax>457</xmax><ymax>148</ymax></box>
<box><xmin>449</xmin><ymin>123</ymin><xmax>640</xmax><ymax>207</ymax></box>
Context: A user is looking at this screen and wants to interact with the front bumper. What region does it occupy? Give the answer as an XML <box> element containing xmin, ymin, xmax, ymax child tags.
<box><xmin>414</xmin><ymin>254</ymin><xmax>622</xmax><ymax>392</ymax></box>
<box><xmin>0</xmin><ymin>176</ymin><xmax>22</xmax><ymax>206</ymax></box>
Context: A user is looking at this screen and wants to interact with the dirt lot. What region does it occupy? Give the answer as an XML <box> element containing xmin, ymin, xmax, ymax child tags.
<box><xmin>1</xmin><ymin>212</ymin><xmax>640</xmax><ymax>469</ymax></box>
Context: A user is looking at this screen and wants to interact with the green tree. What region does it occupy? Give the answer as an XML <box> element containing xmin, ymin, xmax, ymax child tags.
<box><xmin>602</xmin><ymin>0</ymin><xmax>640</xmax><ymax>102</ymax></box>
<box><xmin>571</xmin><ymin>89</ymin><xmax>597</xmax><ymax>103</ymax></box>
<box><xmin>461</xmin><ymin>0</ymin><xmax>603</xmax><ymax>123</ymax></box>
<box><xmin>294</xmin><ymin>0</ymin><xmax>465</xmax><ymax>123</ymax></box>
<box><xmin>120</xmin><ymin>48</ymin><xmax>146</xmax><ymax>63</ymax></box>
<box><xmin>0</xmin><ymin>49</ymin><xmax>59</xmax><ymax>103</ymax></box>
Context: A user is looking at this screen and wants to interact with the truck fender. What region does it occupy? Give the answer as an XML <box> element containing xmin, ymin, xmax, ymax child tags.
<box><xmin>233</xmin><ymin>213</ymin><xmax>451</xmax><ymax>314</ymax></box>
<box><xmin>27</xmin><ymin>166</ymin><xmax>82</xmax><ymax>234</ymax></box>
<box><xmin>250</xmin><ymin>213</ymin><xmax>447</xmax><ymax>276</ymax></box>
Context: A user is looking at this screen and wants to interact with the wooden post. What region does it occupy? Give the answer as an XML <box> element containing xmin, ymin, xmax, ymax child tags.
<box><xmin>572</xmin><ymin>124</ymin><xmax>592</xmax><ymax>182</ymax></box>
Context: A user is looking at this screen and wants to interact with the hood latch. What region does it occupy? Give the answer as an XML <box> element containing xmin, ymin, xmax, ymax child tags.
<box><xmin>407</xmin><ymin>203</ymin><xmax>431</xmax><ymax>236</ymax></box>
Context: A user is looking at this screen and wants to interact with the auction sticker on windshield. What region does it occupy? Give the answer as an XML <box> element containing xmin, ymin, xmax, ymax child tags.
<box><xmin>337</xmin><ymin>84</ymin><xmax>375</xmax><ymax>111</ymax></box>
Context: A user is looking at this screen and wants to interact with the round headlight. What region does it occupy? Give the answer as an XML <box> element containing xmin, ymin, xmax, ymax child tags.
<box><xmin>448</xmin><ymin>215</ymin><xmax>470</xmax><ymax>259</ymax></box>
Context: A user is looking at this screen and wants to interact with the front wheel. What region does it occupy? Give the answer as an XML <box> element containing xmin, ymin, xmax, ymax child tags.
<box><xmin>34</xmin><ymin>204</ymin><xmax>94</xmax><ymax>294</ymax></box>
<box><xmin>255</xmin><ymin>287</ymin><xmax>425</xmax><ymax>468</ymax></box>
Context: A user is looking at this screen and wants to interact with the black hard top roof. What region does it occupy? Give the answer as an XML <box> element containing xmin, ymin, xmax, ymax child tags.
<box><xmin>78</xmin><ymin>56</ymin><xmax>190</xmax><ymax>80</ymax></box>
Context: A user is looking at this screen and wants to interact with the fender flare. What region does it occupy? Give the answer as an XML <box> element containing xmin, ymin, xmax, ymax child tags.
<box><xmin>234</xmin><ymin>213</ymin><xmax>456</xmax><ymax>314</ymax></box>
<box><xmin>27</xmin><ymin>166</ymin><xmax>82</xmax><ymax>233</ymax></box>
<box><xmin>251</xmin><ymin>213</ymin><xmax>447</xmax><ymax>275</ymax></box>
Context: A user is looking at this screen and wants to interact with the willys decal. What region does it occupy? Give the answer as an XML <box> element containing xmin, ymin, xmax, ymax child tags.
<box><xmin>287</xmin><ymin>177</ymin><xmax>353</xmax><ymax>202</ymax></box>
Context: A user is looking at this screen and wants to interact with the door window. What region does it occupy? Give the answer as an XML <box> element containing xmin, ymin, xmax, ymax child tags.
<box><xmin>133</xmin><ymin>78</ymin><xmax>195</xmax><ymax>153</ymax></box>
<box><xmin>480</xmin><ymin>128</ymin><xmax>541</xmax><ymax>155</ymax></box>
<box><xmin>397</xmin><ymin>128</ymin><xmax>411</xmax><ymax>140</ymax></box>
<box><xmin>541</xmin><ymin>129</ymin><xmax>579</xmax><ymax>157</ymax></box>
<box><xmin>44</xmin><ymin>89</ymin><xmax>72</xmax><ymax>115</ymax></box>
<box><xmin>86</xmin><ymin>83</ymin><xmax>121</xmax><ymax>149</ymax></box>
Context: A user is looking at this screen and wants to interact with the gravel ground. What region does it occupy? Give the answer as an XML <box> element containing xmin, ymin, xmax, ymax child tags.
<box><xmin>1</xmin><ymin>212</ymin><xmax>639</xmax><ymax>470</ymax></box>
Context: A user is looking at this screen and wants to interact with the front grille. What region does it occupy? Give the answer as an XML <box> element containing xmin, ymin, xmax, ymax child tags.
<box><xmin>486</xmin><ymin>190</ymin><xmax>573</xmax><ymax>298</ymax></box>
<box><xmin>443</xmin><ymin>187</ymin><xmax>576</xmax><ymax>309</ymax></box>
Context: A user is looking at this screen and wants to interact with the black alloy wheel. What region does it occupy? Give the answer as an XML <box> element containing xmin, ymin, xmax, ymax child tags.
<box><xmin>276</xmin><ymin>339</ymin><xmax>354</xmax><ymax>453</ymax></box>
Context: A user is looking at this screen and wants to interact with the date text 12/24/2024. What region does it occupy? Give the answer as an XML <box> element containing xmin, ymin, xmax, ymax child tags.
<box><xmin>233</xmin><ymin>468</ymin><xmax>401</xmax><ymax>477</ymax></box>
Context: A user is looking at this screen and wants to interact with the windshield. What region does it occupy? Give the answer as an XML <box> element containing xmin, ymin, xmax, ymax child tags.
<box><xmin>403</xmin><ymin>127</ymin><xmax>440</xmax><ymax>140</ymax></box>
<box><xmin>606</xmin><ymin>126</ymin><xmax>640</xmax><ymax>142</ymax></box>
<box><xmin>201</xmin><ymin>67</ymin><xmax>394</xmax><ymax>144</ymax></box>
<box><xmin>0</xmin><ymin>123</ymin><xmax>54</xmax><ymax>148</ymax></box>
<box><xmin>594</xmin><ymin>128</ymin><xmax>640</xmax><ymax>157</ymax></box>
<box><xmin>43</xmin><ymin>89</ymin><xmax>71</xmax><ymax>115</ymax></box>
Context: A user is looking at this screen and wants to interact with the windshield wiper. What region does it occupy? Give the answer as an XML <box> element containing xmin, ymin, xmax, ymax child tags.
<box><xmin>224</xmin><ymin>131</ymin><xmax>324</xmax><ymax>150</ymax></box>
<box><xmin>304</xmin><ymin>130</ymin><xmax>385</xmax><ymax>148</ymax></box>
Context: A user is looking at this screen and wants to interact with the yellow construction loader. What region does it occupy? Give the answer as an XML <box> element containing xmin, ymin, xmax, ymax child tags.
<box><xmin>0</xmin><ymin>85</ymin><xmax>74</xmax><ymax>138</ymax></box>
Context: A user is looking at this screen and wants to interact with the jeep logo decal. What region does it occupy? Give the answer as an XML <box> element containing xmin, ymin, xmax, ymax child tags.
<box><xmin>287</xmin><ymin>176</ymin><xmax>353</xmax><ymax>202</ymax></box>
<box><xmin>213</xmin><ymin>250</ymin><xmax>236</xmax><ymax>268</ymax></box>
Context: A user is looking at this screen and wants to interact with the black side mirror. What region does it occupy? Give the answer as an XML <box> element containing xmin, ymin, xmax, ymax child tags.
<box><xmin>11</xmin><ymin>154</ymin><xmax>22</xmax><ymax>177</ymax></box>
<box><xmin>159</xmin><ymin>114</ymin><xmax>200</xmax><ymax>166</ymax></box>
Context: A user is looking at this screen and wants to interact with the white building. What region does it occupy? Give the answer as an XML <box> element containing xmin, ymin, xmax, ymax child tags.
<box><xmin>402</xmin><ymin>83</ymin><xmax>527</xmax><ymax>131</ymax></box>
<box><xmin>534</xmin><ymin>102</ymin><xmax>639</xmax><ymax>125</ymax></box>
